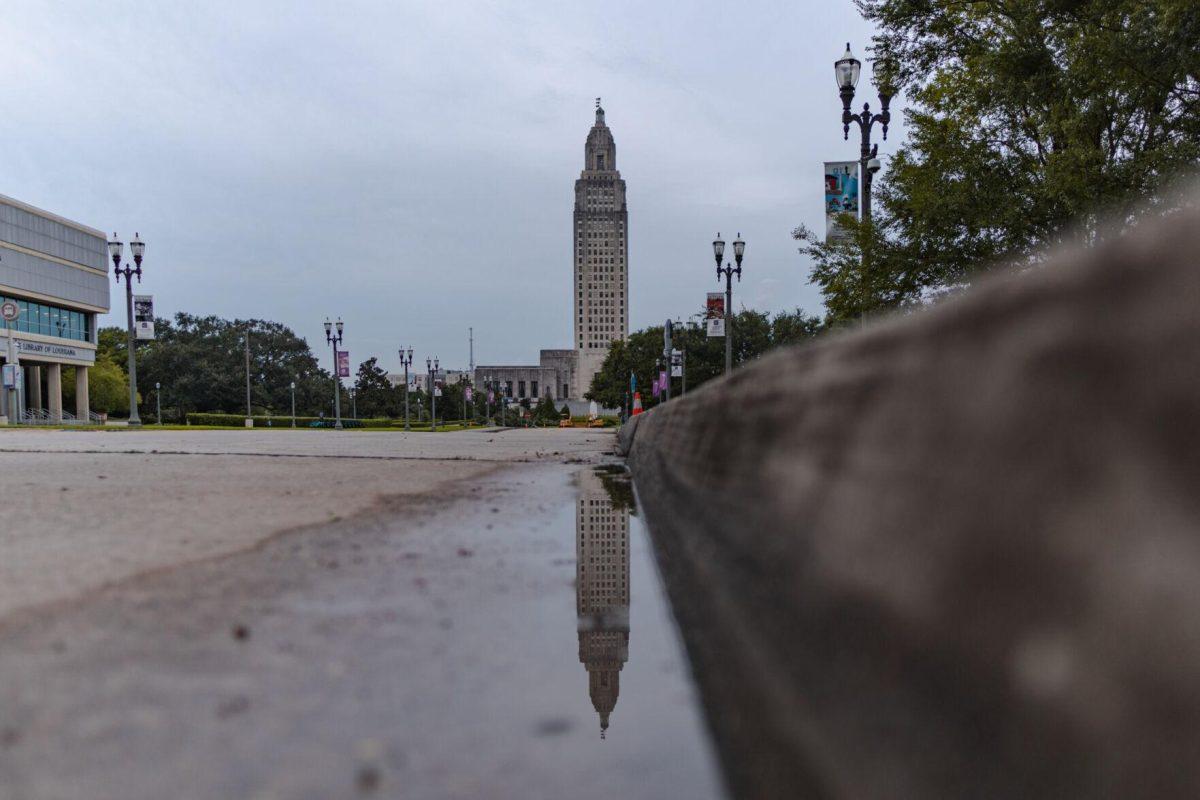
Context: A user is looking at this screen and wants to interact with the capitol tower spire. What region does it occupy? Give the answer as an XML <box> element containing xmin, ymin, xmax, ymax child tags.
<box><xmin>572</xmin><ymin>99</ymin><xmax>628</xmax><ymax>399</ymax></box>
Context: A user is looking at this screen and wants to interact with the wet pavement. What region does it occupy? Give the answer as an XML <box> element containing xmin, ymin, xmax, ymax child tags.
<box><xmin>0</xmin><ymin>457</ymin><xmax>725</xmax><ymax>798</ymax></box>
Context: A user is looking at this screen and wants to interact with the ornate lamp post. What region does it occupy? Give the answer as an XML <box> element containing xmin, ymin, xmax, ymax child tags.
<box><xmin>398</xmin><ymin>346</ymin><xmax>414</xmax><ymax>431</ymax></box>
<box><xmin>155</xmin><ymin>381</ymin><xmax>161</xmax><ymax>424</ymax></box>
<box><xmin>836</xmin><ymin>43</ymin><xmax>892</xmax><ymax>222</ymax></box>
<box><xmin>290</xmin><ymin>381</ymin><xmax>296</xmax><ymax>427</ymax></box>
<box><xmin>712</xmin><ymin>233</ymin><xmax>744</xmax><ymax>375</ymax></box>
<box><xmin>350</xmin><ymin>387</ymin><xmax>357</xmax><ymax>420</ymax></box>
<box><xmin>323</xmin><ymin>317</ymin><xmax>344</xmax><ymax>430</ymax></box>
<box><xmin>426</xmin><ymin>356</ymin><xmax>439</xmax><ymax>432</ymax></box>
<box><xmin>108</xmin><ymin>232</ymin><xmax>145</xmax><ymax>426</ymax></box>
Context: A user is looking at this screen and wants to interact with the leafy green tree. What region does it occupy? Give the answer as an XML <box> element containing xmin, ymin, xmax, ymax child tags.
<box><xmin>133</xmin><ymin>314</ymin><xmax>332</xmax><ymax>420</ymax></box>
<box><xmin>798</xmin><ymin>0</ymin><xmax>1200</xmax><ymax>323</ymax></box>
<box><xmin>353</xmin><ymin>357</ymin><xmax>398</xmax><ymax>418</ymax></box>
<box><xmin>532</xmin><ymin>395</ymin><xmax>560</xmax><ymax>425</ymax></box>
<box><xmin>586</xmin><ymin>308</ymin><xmax>823</xmax><ymax>409</ymax></box>
<box><xmin>88</xmin><ymin>358</ymin><xmax>129</xmax><ymax>415</ymax></box>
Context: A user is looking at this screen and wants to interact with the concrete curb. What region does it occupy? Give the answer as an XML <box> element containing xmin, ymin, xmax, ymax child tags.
<box><xmin>626</xmin><ymin>197</ymin><xmax>1200</xmax><ymax>798</ymax></box>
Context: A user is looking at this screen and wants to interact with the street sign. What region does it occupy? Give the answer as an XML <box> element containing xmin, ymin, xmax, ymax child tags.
<box><xmin>1</xmin><ymin>301</ymin><xmax>19</xmax><ymax>322</ymax></box>
<box><xmin>2</xmin><ymin>364</ymin><xmax>20</xmax><ymax>388</ymax></box>
<box><xmin>706</xmin><ymin>318</ymin><xmax>725</xmax><ymax>337</ymax></box>
<box><xmin>671</xmin><ymin>349</ymin><xmax>683</xmax><ymax>378</ymax></box>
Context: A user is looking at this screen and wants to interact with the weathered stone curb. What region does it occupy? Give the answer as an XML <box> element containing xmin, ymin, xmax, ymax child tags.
<box><xmin>625</xmin><ymin>198</ymin><xmax>1200</xmax><ymax>799</ymax></box>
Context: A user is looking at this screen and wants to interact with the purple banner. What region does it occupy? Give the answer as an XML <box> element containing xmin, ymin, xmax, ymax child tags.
<box><xmin>336</xmin><ymin>350</ymin><xmax>350</xmax><ymax>378</ymax></box>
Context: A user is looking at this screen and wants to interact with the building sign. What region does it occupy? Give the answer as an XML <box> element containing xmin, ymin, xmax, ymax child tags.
<box><xmin>0</xmin><ymin>301</ymin><xmax>19</xmax><ymax>322</ymax></box>
<box><xmin>134</xmin><ymin>295</ymin><xmax>155</xmax><ymax>340</ymax></box>
<box><xmin>670</xmin><ymin>349</ymin><xmax>682</xmax><ymax>378</ymax></box>
<box><xmin>2</xmin><ymin>336</ymin><xmax>96</xmax><ymax>364</ymax></box>
<box><xmin>825</xmin><ymin>161</ymin><xmax>860</xmax><ymax>242</ymax></box>
<box><xmin>706</xmin><ymin>292</ymin><xmax>725</xmax><ymax>337</ymax></box>
<box><xmin>336</xmin><ymin>350</ymin><xmax>350</xmax><ymax>378</ymax></box>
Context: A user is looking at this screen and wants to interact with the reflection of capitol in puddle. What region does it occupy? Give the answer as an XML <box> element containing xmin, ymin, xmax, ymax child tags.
<box><xmin>576</xmin><ymin>469</ymin><xmax>631</xmax><ymax>738</ymax></box>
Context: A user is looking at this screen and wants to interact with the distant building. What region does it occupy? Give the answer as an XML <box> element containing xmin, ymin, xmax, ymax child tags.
<box><xmin>572</xmin><ymin>99</ymin><xmax>629</xmax><ymax>396</ymax></box>
<box><xmin>0</xmin><ymin>194</ymin><xmax>109</xmax><ymax>423</ymax></box>
<box><xmin>476</xmin><ymin>101</ymin><xmax>627</xmax><ymax>413</ymax></box>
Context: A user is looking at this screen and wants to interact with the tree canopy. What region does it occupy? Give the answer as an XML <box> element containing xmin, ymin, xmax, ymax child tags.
<box><xmin>105</xmin><ymin>313</ymin><xmax>335</xmax><ymax>420</ymax></box>
<box><xmin>798</xmin><ymin>0</ymin><xmax>1200</xmax><ymax>324</ymax></box>
<box><xmin>586</xmin><ymin>308</ymin><xmax>823</xmax><ymax>410</ymax></box>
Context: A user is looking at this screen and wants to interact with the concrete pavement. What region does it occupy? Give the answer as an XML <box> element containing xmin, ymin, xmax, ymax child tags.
<box><xmin>0</xmin><ymin>427</ymin><xmax>725</xmax><ymax>799</ymax></box>
<box><xmin>0</xmin><ymin>427</ymin><xmax>612</xmax><ymax>620</ymax></box>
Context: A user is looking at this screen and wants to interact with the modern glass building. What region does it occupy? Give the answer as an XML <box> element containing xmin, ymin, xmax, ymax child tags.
<box><xmin>0</xmin><ymin>194</ymin><xmax>110</xmax><ymax>423</ymax></box>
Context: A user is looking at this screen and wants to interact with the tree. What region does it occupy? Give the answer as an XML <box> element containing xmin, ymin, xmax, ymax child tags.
<box><xmin>532</xmin><ymin>395</ymin><xmax>560</xmax><ymax>426</ymax></box>
<box><xmin>353</xmin><ymin>357</ymin><xmax>398</xmax><ymax>418</ymax></box>
<box><xmin>586</xmin><ymin>308</ymin><xmax>823</xmax><ymax>409</ymax></box>
<box><xmin>129</xmin><ymin>314</ymin><xmax>332</xmax><ymax>420</ymax></box>
<box><xmin>88</xmin><ymin>358</ymin><xmax>129</xmax><ymax>415</ymax></box>
<box><xmin>798</xmin><ymin>0</ymin><xmax>1200</xmax><ymax>322</ymax></box>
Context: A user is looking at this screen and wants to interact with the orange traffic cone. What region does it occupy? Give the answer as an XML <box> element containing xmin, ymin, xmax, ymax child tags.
<box><xmin>631</xmin><ymin>392</ymin><xmax>643</xmax><ymax>415</ymax></box>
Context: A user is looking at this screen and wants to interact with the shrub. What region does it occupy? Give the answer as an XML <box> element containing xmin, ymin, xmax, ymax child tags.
<box><xmin>186</xmin><ymin>413</ymin><xmax>392</xmax><ymax>428</ymax></box>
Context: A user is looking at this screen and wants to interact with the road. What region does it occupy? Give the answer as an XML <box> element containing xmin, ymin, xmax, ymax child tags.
<box><xmin>0</xmin><ymin>427</ymin><xmax>724</xmax><ymax>799</ymax></box>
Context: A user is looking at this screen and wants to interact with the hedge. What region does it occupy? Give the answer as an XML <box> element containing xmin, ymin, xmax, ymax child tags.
<box><xmin>186</xmin><ymin>413</ymin><xmax>392</xmax><ymax>428</ymax></box>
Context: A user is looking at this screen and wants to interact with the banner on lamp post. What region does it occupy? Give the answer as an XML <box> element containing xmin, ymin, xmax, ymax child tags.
<box><xmin>706</xmin><ymin>292</ymin><xmax>725</xmax><ymax>338</ymax></box>
<box><xmin>133</xmin><ymin>295</ymin><xmax>155</xmax><ymax>340</ymax></box>
<box><xmin>824</xmin><ymin>161</ymin><xmax>860</xmax><ymax>242</ymax></box>
<box><xmin>336</xmin><ymin>350</ymin><xmax>350</xmax><ymax>378</ymax></box>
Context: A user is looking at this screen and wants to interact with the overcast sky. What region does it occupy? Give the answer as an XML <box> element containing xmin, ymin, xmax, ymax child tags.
<box><xmin>0</xmin><ymin>1</ymin><xmax>896</xmax><ymax>374</ymax></box>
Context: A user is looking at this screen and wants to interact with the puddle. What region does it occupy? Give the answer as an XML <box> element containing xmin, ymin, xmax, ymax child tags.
<box><xmin>0</xmin><ymin>462</ymin><xmax>728</xmax><ymax>799</ymax></box>
<box><xmin>552</xmin><ymin>466</ymin><xmax>726</xmax><ymax>795</ymax></box>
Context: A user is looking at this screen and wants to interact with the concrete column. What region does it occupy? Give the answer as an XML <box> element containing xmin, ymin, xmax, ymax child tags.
<box><xmin>47</xmin><ymin>363</ymin><xmax>62</xmax><ymax>423</ymax></box>
<box><xmin>30</xmin><ymin>366</ymin><xmax>42</xmax><ymax>412</ymax></box>
<box><xmin>75</xmin><ymin>365</ymin><xmax>90</xmax><ymax>422</ymax></box>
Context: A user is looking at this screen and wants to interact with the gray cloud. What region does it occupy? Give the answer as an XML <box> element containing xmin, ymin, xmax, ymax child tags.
<box><xmin>0</xmin><ymin>0</ymin><xmax>893</xmax><ymax>373</ymax></box>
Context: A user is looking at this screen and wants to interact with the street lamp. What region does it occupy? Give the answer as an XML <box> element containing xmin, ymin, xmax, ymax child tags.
<box><xmin>836</xmin><ymin>42</ymin><xmax>892</xmax><ymax>222</ymax></box>
<box><xmin>323</xmin><ymin>317</ymin><xmax>345</xmax><ymax>430</ymax></box>
<box><xmin>350</xmin><ymin>387</ymin><xmax>357</xmax><ymax>420</ymax></box>
<box><xmin>290</xmin><ymin>381</ymin><xmax>296</xmax><ymax>427</ymax></box>
<box><xmin>155</xmin><ymin>381</ymin><xmax>161</xmax><ymax>424</ymax></box>
<box><xmin>426</xmin><ymin>356</ymin><xmax>439</xmax><ymax>431</ymax></box>
<box><xmin>713</xmin><ymin>232</ymin><xmax>744</xmax><ymax>375</ymax></box>
<box><xmin>398</xmin><ymin>346</ymin><xmax>414</xmax><ymax>431</ymax></box>
<box><xmin>108</xmin><ymin>232</ymin><xmax>145</xmax><ymax>426</ymax></box>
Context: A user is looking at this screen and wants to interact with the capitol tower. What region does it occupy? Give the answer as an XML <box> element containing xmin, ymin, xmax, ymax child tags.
<box><xmin>572</xmin><ymin>99</ymin><xmax>629</xmax><ymax>399</ymax></box>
